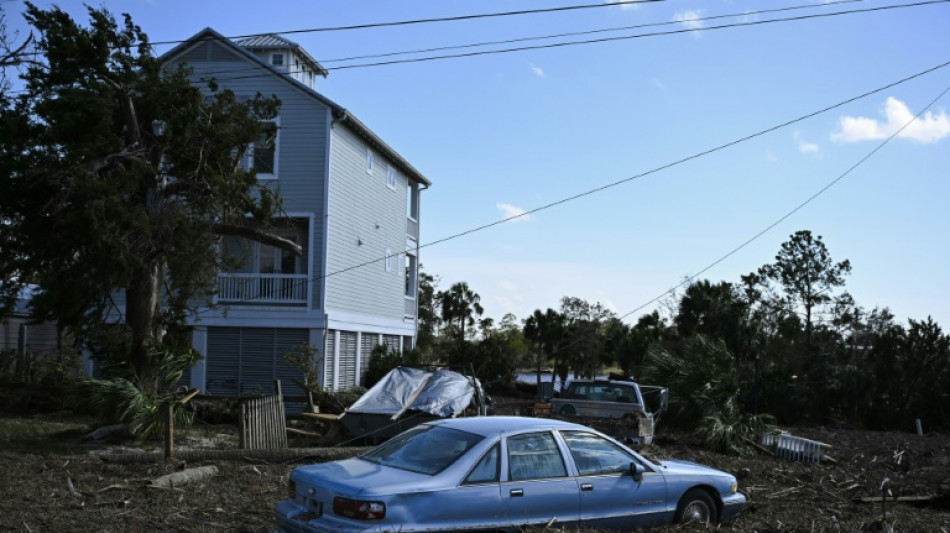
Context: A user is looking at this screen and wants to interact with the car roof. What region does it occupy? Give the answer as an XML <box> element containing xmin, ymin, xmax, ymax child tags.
<box><xmin>427</xmin><ymin>416</ymin><xmax>590</xmax><ymax>437</ymax></box>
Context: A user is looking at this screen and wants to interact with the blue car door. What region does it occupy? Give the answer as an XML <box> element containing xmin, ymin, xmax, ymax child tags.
<box><xmin>502</xmin><ymin>431</ymin><xmax>581</xmax><ymax>529</ymax></box>
<box><xmin>561</xmin><ymin>431</ymin><xmax>669</xmax><ymax>529</ymax></box>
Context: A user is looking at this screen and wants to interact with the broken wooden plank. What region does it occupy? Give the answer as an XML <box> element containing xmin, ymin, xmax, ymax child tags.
<box><xmin>300</xmin><ymin>412</ymin><xmax>341</xmax><ymax>422</ymax></box>
<box><xmin>857</xmin><ymin>495</ymin><xmax>936</xmax><ymax>503</ymax></box>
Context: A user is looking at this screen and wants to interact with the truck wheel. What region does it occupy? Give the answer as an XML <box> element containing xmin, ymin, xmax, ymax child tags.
<box><xmin>559</xmin><ymin>404</ymin><xmax>576</xmax><ymax>417</ymax></box>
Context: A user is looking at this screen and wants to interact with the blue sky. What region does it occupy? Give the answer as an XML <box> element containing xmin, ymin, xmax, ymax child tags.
<box><xmin>6</xmin><ymin>0</ymin><xmax>950</xmax><ymax>327</ymax></box>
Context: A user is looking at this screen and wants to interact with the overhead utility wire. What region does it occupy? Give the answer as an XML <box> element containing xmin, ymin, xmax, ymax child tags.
<box><xmin>172</xmin><ymin>0</ymin><xmax>944</xmax><ymax>87</ymax></box>
<box><xmin>544</xmin><ymin>81</ymin><xmax>950</xmax><ymax>360</ymax></box>
<box><xmin>328</xmin><ymin>0</ymin><xmax>950</xmax><ymax>70</ymax></box>
<box><xmin>179</xmin><ymin>0</ymin><xmax>867</xmax><ymax>80</ymax></box>
<box><xmin>619</xmin><ymin>85</ymin><xmax>950</xmax><ymax>323</ymax></box>
<box><xmin>319</xmin><ymin>0</ymin><xmax>866</xmax><ymax>64</ymax></box>
<box><xmin>147</xmin><ymin>0</ymin><xmax>665</xmax><ymax>46</ymax></box>
<box><xmin>4</xmin><ymin>0</ymin><xmax>937</xmax><ymax>91</ymax></box>
<box><xmin>194</xmin><ymin>57</ymin><xmax>950</xmax><ymax>313</ymax></box>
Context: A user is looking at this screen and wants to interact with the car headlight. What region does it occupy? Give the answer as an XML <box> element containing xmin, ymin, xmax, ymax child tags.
<box><xmin>730</xmin><ymin>480</ymin><xmax>738</xmax><ymax>494</ymax></box>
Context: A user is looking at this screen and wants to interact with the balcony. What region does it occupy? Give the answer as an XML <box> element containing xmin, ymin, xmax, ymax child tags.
<box><xmin>217</xmin><ymin>273</ymin><xmax>309</xmax><ymax>305</ymax></box>
<box><xmin>406</xmin><ymin>217</ymin><xmax>418</xmax><ymax>241</ymax></box>
<box><xmin>404</xmin><ymin>296</ymin><xmax>416</xmax><ymax>318</ymax></box>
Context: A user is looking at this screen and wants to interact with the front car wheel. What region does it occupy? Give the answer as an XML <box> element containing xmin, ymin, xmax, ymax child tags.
<box><xmin>675</xmin><ymin>488</ymin><xmax>717</xmax><ymax>524</ymax></box>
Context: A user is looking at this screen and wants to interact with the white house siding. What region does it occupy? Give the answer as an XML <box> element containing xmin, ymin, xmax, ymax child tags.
<box><xmin>326</xmin><ymin>124</ymin><xmax>409</xmax><ymax>321</ymax></box>
<box><xmin>167</xmin><ymin>39</ymin><xmax>331</xmax><ymax>311</ymax></box>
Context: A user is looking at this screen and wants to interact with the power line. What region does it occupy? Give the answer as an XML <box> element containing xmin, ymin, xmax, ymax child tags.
<box><xmin>318</xmin><ymin>0</ymin><xmax>867</xmax><ymax>64</ymax></box>
<box><xmin>5</xmin><ymin>0</ymin><xmax>942</xmax><ymax>87</ymax></box>
<box><xmin>327</xmin><ymin>0</ymin><xmax>950</xmax><ymax>70</ymax></box>
<box><xmin>195</xmin><ymin>58</ymin><xmax>950</xmax><ymax>313</ymax></box>
<box><xmin>147</xmin><ymin>0</ymin><xmax>665</xmax><ymax>46</ymax></box>
<box><xmin>168</xmin><ymin>0</ymin><xmax>948</xmax><ymax>84</ymax></box>
<box><xmin>548</xmin><ymin>81</ymin><xmax>950</xmax><ymax>357</ymax></box>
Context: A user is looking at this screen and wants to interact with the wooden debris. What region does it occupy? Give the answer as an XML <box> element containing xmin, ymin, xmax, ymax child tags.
<box><xmin>149</xmin><ymin>465</ymin><xmax>218</xmax><ymax>488</ymax></box>
<box><xmin>65</xmin><ymin>477</ymin><xmax>82</xmax><ymax>499</ymax></box>
<box><xmin>858</xmin><ymin>495</ymin><xmax>936</xmax><ymax>503</ymax></box>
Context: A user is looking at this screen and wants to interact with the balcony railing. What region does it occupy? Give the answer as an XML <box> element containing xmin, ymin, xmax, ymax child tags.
<box><xmin>406</xmin><ymin>217</ymin><xmax>419</xmax><ymax>240</ymax></box>
<box><xmin>218</xmin><ymin>273</ymin><xmax>309</xmax><ymax>305</ymax></box>
<box><xmin>404</xmin><ymin>296</ymin><xmax>416</xmax><ymax>318</ymax></box>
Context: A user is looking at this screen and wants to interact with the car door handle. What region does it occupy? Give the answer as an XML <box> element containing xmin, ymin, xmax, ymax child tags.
<box><xmin>510</xmin><ymin>489</ymin><xmax>524</xmax><ymax>497</ymax></box>
<box><xmin>581</xmin><ymin>483</ymin><xmax>593</xmax><ymax>492</ymax></box>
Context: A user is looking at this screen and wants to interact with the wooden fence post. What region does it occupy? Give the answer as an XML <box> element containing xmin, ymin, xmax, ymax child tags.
<box><xmin>164</xmin><ymin>403</ymin><xmax>174</xmax><ymax>461</ymax></box>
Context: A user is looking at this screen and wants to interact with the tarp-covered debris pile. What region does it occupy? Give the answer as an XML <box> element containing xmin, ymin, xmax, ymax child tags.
<box><xmin>341</xmin><ymin>367</ymin><xmax>487</xmax><ymax>442</ymax></box>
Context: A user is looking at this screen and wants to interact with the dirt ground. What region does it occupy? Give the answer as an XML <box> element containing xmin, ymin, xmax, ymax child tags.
<box><xmin>0</xmin><ymin>410</ymin><xmax>948</xmax><ymax>533</ymax></box>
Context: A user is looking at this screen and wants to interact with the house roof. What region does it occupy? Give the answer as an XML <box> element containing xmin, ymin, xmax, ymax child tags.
<box><xmin>235</xmin><ymin>33</ymin><xmax>328</xmax><ymax>78</ymax></box>
<box><xmin>158</xmin><ymin>28</ymin><xmax>430</xmax><ymax>187</ymax></box>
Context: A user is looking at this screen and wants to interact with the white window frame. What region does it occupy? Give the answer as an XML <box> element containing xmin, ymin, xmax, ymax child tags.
<box><xmin>249</xmin><ymin>118</ymin><xmax>279</xmax><ymax>180</ymax></box>
<box><xmin>366</xmin><ymin>148</ymin><xmax>374</xmax><ymax>175</ymax></box>
<box><xmin>386</xmin><ymin>165</ymin><xmax>397</xmax><ymax>190</ymax></box>
<box><xmin>271</xmin><ymin>53</ymin><xmax>284</xmax><ymax>66</ymax></box>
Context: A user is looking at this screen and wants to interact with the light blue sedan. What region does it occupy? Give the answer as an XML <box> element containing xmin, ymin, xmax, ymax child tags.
<box><xmin>275</xmin><ymin>416</ymin><xmax>745</xmax><ymax>532</ymax></box>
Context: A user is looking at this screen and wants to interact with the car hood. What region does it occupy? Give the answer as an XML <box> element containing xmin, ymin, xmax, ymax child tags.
<box><xmin>292</xmin><ymin>457</ymin><xmax>435</xmax><ymax>496</ymax></box>
<box><xmin>657</xmin><ymin>459</ymin><xmax>732</xmax><ymax>478</ymax></box>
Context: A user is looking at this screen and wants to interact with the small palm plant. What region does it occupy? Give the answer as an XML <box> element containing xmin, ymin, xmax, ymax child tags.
<box><xmin>81</xmin><ymin>344</ymin><xmax>199</xmax><ymax>440</ymax></box>
<box><xmin>644</xmin><ymin>335</ymin><xmax>774</xmax><ymax>454</ymax></box>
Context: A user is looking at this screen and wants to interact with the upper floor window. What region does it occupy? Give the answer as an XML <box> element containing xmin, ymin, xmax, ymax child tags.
<box><xmin>271</xmin><ymin>53</ymin><xmax>284</xmax><ymax>66</ymax></box>
<box><xmin>386</xmin><ymin>166</ymin><xmax>397</xmax><ymax>190</ymax></box>
<box><xmin>252</xmin><ymin>121</ymin><xmax>278</xmax><ymax>178</ymax></box>
<box><xmin>407</xmin><ymin>183</ymin><xmax>419</xmax><ymax>220</ymax></box>
<box><xmin>366</xmin><ymin>148</ymin><xmax>374</xmax><ymax>174</ymax></box>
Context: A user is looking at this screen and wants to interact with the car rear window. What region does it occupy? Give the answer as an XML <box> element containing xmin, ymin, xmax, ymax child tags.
<box><xmin>361</xmin><ymin>425</ymin><xmax>484</xmax><ymax>475</ymax></box>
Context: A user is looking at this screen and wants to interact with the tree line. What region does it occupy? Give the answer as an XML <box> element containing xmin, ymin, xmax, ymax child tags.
<box><xmin>408</xmin><ymin>230</ymin><xmax>949</xmax><ymax>433</ymax></box>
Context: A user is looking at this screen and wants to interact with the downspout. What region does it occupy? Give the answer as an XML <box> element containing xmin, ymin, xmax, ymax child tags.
<box><xmin>413</xmin><ymin>181</ymin><xmax>429</xmax><ymax>350</ymax></box>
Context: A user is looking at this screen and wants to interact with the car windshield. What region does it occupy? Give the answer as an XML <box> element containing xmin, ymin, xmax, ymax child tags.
<box><xmin>361</xmin><ymin>425</ymin><xmax>484</xmax><ymax>475</ymax></box>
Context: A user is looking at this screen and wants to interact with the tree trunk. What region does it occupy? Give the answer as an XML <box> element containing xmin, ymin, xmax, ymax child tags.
<box><xmin>125</xmin><ymin>260</ymin><xmax>165</xmax><ymax>395</ymax></box>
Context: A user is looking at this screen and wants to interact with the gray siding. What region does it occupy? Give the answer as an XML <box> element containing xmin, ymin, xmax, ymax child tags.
<box><xmin>167</xmin><ymin>41</ymin><xmax>330</xmax><ymax>310</ymax></box>
<box><xmin>326</xmin><ymin>125</ymin><xmax>409</xmax><ymax>319</ymax></box>
<box><xmin>205</xmin><ymin>327</ymin><xmax>308</xmax><ymax>396</ymax></box>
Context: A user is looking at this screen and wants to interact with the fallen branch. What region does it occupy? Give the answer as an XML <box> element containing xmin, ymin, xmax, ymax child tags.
<box><xmin>149</xmin><ymin>465</ymin><xmax>219</xmax><ymax>488</ymax></box>
<box><xmin>766</xmin><ymin>486</ymin><xmax>801</xmax><ymax>499</ymax></box>
<box><xmin>857</xmin><ymin>495</ymin><xmax>936</xmax><ymax>503</ymax></box>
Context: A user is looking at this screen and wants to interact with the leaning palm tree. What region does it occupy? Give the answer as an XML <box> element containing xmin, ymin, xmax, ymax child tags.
<box><xmin>438</xmin><ymin>282</ymin><xmax>484</xmax><ymax>344</ymax></box>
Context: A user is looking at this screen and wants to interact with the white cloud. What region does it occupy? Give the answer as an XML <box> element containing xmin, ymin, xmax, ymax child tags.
<box><xmin>831</xmin><ymin>97</ymin><xmax>950</xmax><ymax>144</ymax></box>
<box><xmin>529</xmin><ymin>63</ymin><xmax>546</xmax><ymax>78</ymax></box>
<box><xmin>798</xmin><ymin>141</ymin><xmax>820</xmax><ymax>154</ymax></box>
<box><xmin>605</xmin><ymin>0</ymin><xmax>644</xmax><ymax>10</ymax></box>
<box><xmin>497</xmin><ymin>203</ymin><xmax>532</xmax><ymax>222</ymax></box>
<box><xmin>794</xmin><ymin>131</ymin><xmax>820</xmax><ymax>154</ymax></box>
<box><xmin>673</xmin><ymin>9</ymin><xmax>706</xmax><ymax>37</ymax></box>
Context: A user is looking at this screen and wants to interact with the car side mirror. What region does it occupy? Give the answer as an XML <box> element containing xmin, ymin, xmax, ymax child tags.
<box><xmin>629</xmin><ymin>462</ymin><xmax>645</xmax><ymax>482</ymax></box>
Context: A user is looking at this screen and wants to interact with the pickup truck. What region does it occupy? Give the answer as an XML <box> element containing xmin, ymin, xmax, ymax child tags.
<box><xmin>548</xmin><ymin>379</ymin><xmax>668</xmax><ymax>444</ymax></box>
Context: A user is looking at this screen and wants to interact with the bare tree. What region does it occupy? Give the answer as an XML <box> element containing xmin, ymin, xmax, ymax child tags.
<box><xmin>0</xmin><ymin>6</ymin><xmax>34</xmax><ymax>92</ymax></box>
